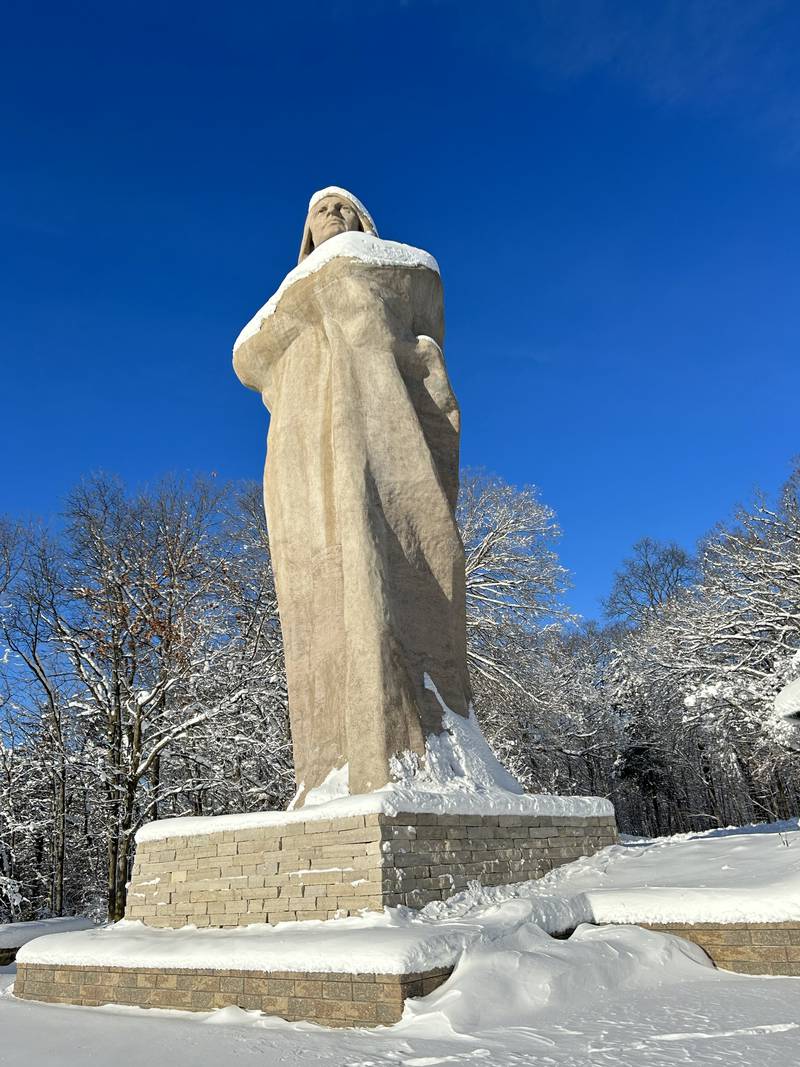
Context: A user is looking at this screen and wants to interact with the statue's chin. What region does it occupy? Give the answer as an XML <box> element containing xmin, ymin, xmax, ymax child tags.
<box><xmin>316</xmin><ymin>227</ymin><xmax>347</xmax><ymax>247</ymax></box>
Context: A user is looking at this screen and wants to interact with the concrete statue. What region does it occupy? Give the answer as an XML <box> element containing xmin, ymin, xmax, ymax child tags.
<box><xmin>233</xmin><ymin>187</ymin><xmax>472</xmax><ymax>801</ymax></box>
<box><xmin>16</xmin><ymin>187</ymin><xmax>619</xmax><ymax>1030</ymax></box>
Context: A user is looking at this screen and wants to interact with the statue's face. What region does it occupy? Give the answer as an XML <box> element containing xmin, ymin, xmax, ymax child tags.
<box><xmin>308</xmin><ymin>195</ymin><xmax>361</xmax><ymax>248</ymax></box>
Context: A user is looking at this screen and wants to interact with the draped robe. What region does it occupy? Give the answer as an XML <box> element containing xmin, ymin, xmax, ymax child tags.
<box><xmin>233</xmin><ymin>236</ymin><xmax>472</xmax><ymax>799</ymax></box>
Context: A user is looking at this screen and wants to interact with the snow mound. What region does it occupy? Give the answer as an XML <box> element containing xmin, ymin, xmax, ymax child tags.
<box><xmin>388</xmin><ymin>675</ymin><xmax>524</xmax><ymax>798</ymax></box>
<box><xmin>773</xmin><ymin>677</ymin><xmax>800</xmax><ymax>750</ymax></box>
<box><xmin>403</xmin><ymin>923</ymin><xmax>713</xmax><ymax>1033</ymax></box>
<box><xmin>776</xmin><ymin>677</ymin><xmax>800</xmax><ymax>718</ymax></box>
<box><xmin>301</xmin><ymin>764</ymin><xmax>350</xmax><ymax>808</ymax></box>
<box><xmin>233</xmin><ymin>231</ymin><xmax>439</xmax><ymax>352</ymax></box>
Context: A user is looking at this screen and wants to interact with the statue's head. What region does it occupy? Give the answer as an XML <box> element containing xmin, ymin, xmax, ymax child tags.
<box><xmin>298</xmin><ymin>187</ymin><xmax>378</xmax><ymax>263</ymax></box>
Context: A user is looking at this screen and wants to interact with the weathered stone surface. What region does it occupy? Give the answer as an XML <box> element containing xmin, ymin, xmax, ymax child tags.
<box><xmin>625</xmin><ymin>922</ymin><xmax>800</xmax><ymax>976</ymax></box>
<box><xmin>233</xmin><ymin>188</ymin><xmax>470</xmax><ymax>798</ymax></box>
<box><xmin>125</xmin><ymin>811</ymin><xmax>618</xmax><ymax>928</ymax></box>
<box><xmin>14</xmin><ymin>962</ymin><xmax>453</xmax><ymax>1026</ymax></box>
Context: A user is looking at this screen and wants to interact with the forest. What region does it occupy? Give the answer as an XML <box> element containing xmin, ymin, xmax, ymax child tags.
<box><xmin>2</xmin><ymin>463</ymin><xmax>799</xmax><ymax>922</ymax></box>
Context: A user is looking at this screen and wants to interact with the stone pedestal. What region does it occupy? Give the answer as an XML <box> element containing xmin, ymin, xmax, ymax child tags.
<box><xmin>636</xmin><ymin>921</ymin><xmax>800</xmax><ymax>976</ymax></box>
<box><xmin>126</xmin><ymin>809</ymin><xmax>618</xmax><ymax>928</ymax></box>
<box><xmin>14</xmin><ymin>963</ymin><xmax>453</xmax><ymax>1026</ymax></box>
<box><xmin>16</xmin><ymin>802</ymin><xmax>618</xmax><ymax>1026</ymax></box>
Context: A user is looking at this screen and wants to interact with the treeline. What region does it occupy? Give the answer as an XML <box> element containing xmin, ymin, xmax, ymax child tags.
<box><xmin>473</xmin><ymin>464</ymin><xmax>800</xmax><ymax>836</ymax></box>
<box><xmin>1</xmin><ymin>466</ymin><xmax>799</xmax><ymax>923</ymax></box>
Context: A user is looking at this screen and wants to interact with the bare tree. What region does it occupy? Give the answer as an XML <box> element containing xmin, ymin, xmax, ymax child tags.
<box><xmin>458</xmin><ymin>469</ymin><xmax>571</xmax><ymax>696</ymax></box>
<box><xmin>2</xmin><ymin>476</ymin><xmax>297</xmax><ymax>920</ymax></box>
<box><xmin>603</xmin><ymin>536</ymin><xmax>697</xmax><ymax>625</ymax></box>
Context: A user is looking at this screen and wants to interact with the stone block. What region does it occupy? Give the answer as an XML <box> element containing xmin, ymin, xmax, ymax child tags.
<box><xmin>749</xmin><ymin>927</ymin><xmax>790</xmax><ymax>946</ymax></box>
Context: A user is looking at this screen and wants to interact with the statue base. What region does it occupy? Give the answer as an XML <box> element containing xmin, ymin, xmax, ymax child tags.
<box><xmin>124</xmin><ymin>805</ymin><xmax>617</xmax><ymax>928</ymax></box>
<box><xmin>16</xmin><ymin>801</ymin><xmax>617</xmax><ymax>1026</ymax></box>
<box><xmin>14</xmin><ymin>961</ymin><xmax>453</xmax><ymax>1026</ymax></box>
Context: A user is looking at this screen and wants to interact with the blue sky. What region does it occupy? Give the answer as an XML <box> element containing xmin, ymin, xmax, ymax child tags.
<box><xmin>2</xmin><ymin>1</ymin><xmax>798</xmax><ymax>619</ymax></box>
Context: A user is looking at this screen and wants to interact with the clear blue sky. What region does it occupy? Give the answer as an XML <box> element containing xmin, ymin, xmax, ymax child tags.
<box><xmin>2</xmin><ymin>1</ymin><xmax>798</xmax><ymax>619</ymax></box>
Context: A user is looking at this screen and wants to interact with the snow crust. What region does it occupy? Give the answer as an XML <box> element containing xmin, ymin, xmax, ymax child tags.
<box><xmin>0</xmin><ymin>916</ymin><xmax>94</xmax><ymax>950</ymax></box>
<box><xmin>135</xmin><ymin>697</ymin><xmax>613</xmax><ymax>844</ymax></box>
<box><xmin>233</xmin><ymin>232</ymin><xmax>440</xmax><ymax>352</ymax></box>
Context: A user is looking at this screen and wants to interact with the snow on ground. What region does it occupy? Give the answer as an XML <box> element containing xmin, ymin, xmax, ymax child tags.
<box><xmin>3</xmin><ymin>944</ymin><xmax>800</xmax><ymax>1066</ymax></box>
<box><xmin>0</xmin><ymin>916</ymin><xmax>94</xmax><ymax>950</ymax></box>
<box><xmin>538</xmin><ymin>817</ymin><xmax>800</xmax><ymax>924</ymax></box>
<box><xmin>9</xmin><ymin>821</ymin><xmax>800</xmax><ymax>1065</ymax></box>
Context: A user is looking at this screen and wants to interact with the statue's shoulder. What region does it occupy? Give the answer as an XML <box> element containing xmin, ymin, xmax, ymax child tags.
<box><xmin>297</xmin><ymin>232</ymin><xmax>439</xmax><ymax>279</ymax></box>
<box><xmin>233</xmin><ymin>234</ymin><xmax>440</xmax><ymax>356</ymax></box>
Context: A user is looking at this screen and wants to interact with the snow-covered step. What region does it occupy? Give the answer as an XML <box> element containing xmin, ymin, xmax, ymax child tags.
<box><xmin>0</xmin><ymin>917</ymin><xmax>94</xmax><ymax>965</ymax></box>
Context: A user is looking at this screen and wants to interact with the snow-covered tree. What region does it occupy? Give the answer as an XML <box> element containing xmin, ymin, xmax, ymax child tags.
<box><xmin>0</xmin><ymin>477</ymin><xmax>290</xmax><ymax>920</ymax></box>
<box><xmin>2</xmin><ymin>461</ymin><xmax>798</xmax><ymax>918</ymax></box>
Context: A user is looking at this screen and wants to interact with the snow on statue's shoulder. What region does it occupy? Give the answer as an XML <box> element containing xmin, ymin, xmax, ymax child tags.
<box><xmin>233</xmin><ymin>232</ymin><xmax>440</xmax><ymax>352</ymax></box>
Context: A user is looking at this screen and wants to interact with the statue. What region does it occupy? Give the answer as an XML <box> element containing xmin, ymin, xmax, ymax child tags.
<box><xmin>233</xmin><ymin>187</ymin><xmax>473</xmax><ymax>802</ymax></box>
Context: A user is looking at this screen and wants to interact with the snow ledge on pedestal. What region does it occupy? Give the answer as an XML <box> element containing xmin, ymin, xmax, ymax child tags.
<box><xmin>134</xmin><ymin>791</ymin><xmax>614</xmax><ymax>845</ymax></box>
<box><xmin>134</xmin><ymin>697</ymin><xmax>614</xmax><ymax>845</ymax></box>
<box><xmin>16</xmin><ymin>917</ymin><xmax>467</xmax><ymax>975</ymax></box>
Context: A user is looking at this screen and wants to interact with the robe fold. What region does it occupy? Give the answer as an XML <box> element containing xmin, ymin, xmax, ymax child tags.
<box><xmin>234</xmin><ymin>235</ymin><xmax>472</xmax><ymax>799</ymax></box>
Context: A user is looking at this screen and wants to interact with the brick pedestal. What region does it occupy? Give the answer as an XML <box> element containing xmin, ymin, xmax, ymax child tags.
<box><xmin>15</xmin><ymin>804</ymin><xmax>617</xmax><ymax>1027</ymax></box>
<box><xmin>14</xmin><ymin>962</ymin><xmax>452</xmax><ymax>1026</ymax></box>
<box><xmin>126</xmin><ymin>810</ymin><xmax>618</xmax><ymax>928</ymax></box>
<box><xmin>638</xmin><ymin>921</ymin><xmax>800</xmax><ymax>976</ymax></box>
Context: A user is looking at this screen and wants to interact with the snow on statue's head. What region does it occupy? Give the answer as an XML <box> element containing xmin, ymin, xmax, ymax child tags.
<box><xmin>299</xmin><ymin>187</ymin><xmax>378</xmax><ymax>263</ymax></box>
